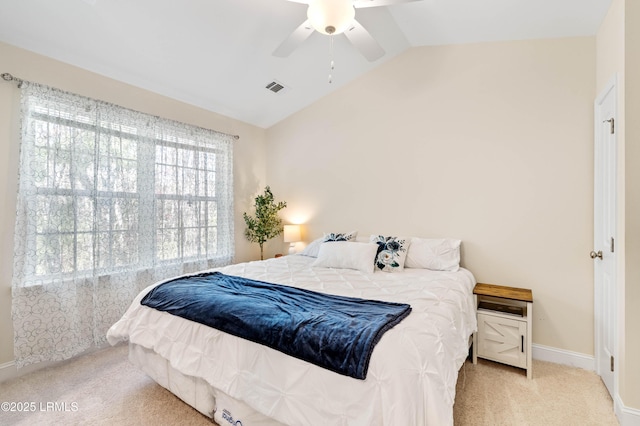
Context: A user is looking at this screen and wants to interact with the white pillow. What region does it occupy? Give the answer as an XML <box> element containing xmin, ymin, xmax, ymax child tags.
<box><xmin>300</xmin><ymin>231</ymin><xmax>358</xmax><ymax>258</ymax></box>
<box><xmin>404</xmin><ymin>238</ymin><xmax>461</xmax><ymax>271</ymax></box>
<box><xmin>370</xmin><ymin>235</ymin><xmax>411</xmax><ymax>273</ymax></box>
<box><xmin>300</xmin><ymin>237</ymin><xmax>324</xmax><ymax>257</ymax></box>
<box><xmin>312</xmin><ymin>241</ymin><xmax>378</xmax><ymax>273</ymax></box>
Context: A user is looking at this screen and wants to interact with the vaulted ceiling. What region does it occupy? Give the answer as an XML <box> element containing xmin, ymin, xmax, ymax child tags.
<box><xmin>0</xmin><ymin>0</ymin><xmax>611</xmax><ymax>128</ymax></box>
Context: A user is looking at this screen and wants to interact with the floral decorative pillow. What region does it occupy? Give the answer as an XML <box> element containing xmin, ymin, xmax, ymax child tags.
<box><xmin>323</xmin><ymin>231</ymin><xmax>358</xmax><ymax>243</ymax></box>
<box><xmin>370</xmin><ymin>235</ymin><xmax>410</xmax><ymax>272</ymax></box>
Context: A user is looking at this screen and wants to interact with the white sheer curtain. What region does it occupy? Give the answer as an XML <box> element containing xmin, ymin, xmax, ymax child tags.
<box><xmin>12</xmin><ymin>82</ymin><xmax>234</xmax><ymax>367</ymax></box>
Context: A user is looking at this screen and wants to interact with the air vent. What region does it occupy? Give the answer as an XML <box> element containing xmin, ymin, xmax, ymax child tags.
<box><xmin>265</xmin><ymin>80</ymin><xmax>289</xmax><ymax>94</ymax></box>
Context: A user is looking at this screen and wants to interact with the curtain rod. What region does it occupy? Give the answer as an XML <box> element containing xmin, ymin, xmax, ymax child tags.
<box><xmin>1</xmin><ymin>72</ymin><xmax>240</xmax><ymax>140</ymax></box>
<box><xmin>1</xmin><ymin>72</ymin><xmax>24</xmax><ymax>87</ymax></box>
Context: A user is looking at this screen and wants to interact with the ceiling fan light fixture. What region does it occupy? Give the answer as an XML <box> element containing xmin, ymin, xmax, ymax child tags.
<box><xmin>307</xmin><ymin>0</ymin><xmax>355</xmax><ymax>35</ymax></box>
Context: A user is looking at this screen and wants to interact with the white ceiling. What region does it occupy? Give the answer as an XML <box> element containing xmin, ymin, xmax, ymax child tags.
<box><xmin>0</xmin><ymin>0</ymin><xmax>611</xmax><ymax>128</ymax></box>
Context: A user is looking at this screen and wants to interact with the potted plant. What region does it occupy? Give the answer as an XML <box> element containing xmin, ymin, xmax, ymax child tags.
<box><xmin>243</xmin><ymin>186</ymin><xmax>287</xmax><ymax>260</ymax></box>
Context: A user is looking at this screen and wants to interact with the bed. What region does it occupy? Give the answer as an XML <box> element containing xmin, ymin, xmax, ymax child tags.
<box><xmin>107</xmin><ymin>236</ymin><xmax>477</xmax><ymax>425</ymax></box>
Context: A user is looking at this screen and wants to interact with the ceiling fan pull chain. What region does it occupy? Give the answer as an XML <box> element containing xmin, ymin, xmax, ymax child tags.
<box><xmin>328</xmin><ymin>35</ymin><xmax>335</xmax><ymax>84</ymax></box>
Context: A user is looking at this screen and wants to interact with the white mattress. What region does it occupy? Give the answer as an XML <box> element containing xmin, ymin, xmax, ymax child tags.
<box><xmin>107</xmin><ymin>255</ymin><xmax>477</xmax><ymax>425</ymax></box>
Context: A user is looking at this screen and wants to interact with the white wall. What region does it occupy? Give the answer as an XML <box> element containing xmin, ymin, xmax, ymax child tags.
<box><xmin>266</xmin><ymin>37</ymin><xmax>596</xmax><ymax>355</ymax></box>
<box><xmin>0</xmin><ymin>41</ymin><xmax>267</xmax><ymax>365</ymax></box>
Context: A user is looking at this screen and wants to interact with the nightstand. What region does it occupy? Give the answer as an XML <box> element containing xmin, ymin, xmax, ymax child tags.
<box><xmin>472</xmin><ymin>283</ymin><xmax>533</xmax><ymax>379</ymax></box>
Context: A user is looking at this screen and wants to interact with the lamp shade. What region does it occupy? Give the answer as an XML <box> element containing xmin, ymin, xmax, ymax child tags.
<box><xmin>307</xmin><ymin>0</ymin><xmax>355</xmax><ymax>35</ymax></box>
<box><xmin>283</xmin><ymin>224</ymin><xmax>302</xmax><ymax>243</ymax></box>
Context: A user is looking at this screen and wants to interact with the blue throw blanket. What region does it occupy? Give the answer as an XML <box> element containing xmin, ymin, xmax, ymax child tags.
<box><xmin>140</xmin><ymin>271</ymin><xmax>411</xmax><ymax>380</ymax></box>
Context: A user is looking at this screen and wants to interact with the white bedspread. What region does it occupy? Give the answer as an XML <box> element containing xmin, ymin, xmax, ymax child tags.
<box><xmin>107</xmin><ymin>255</ymin><xmax>477</xmax><ymax>425</ymax></box>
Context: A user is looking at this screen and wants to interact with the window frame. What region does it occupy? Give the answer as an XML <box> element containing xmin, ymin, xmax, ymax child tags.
<box><xmin>19</xmin><ymin>92</ymin><xmax>234</xmax><ymax>285</ymax></box>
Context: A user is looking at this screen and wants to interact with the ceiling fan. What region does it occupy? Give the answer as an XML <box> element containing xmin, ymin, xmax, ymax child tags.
<box><xmin>273</xmin><ymin>0</ymin><xmax>421</xmax><ymax>62</ymax></box>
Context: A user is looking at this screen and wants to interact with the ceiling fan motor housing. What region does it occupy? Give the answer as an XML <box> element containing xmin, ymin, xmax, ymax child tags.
<box><xmin>307</xmin><ymin>0</ymin><xmax>356</xmax><ymax>35</ymax></box>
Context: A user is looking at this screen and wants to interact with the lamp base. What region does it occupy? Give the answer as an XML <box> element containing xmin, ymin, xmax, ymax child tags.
<box><xmin>288</xmin><ymin>243</ymin><xmax>296</xmax><ymax>255</ymax></box>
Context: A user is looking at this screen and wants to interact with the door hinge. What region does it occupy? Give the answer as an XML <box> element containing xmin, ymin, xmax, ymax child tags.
<box><xmin>604</xmin><ymin>118</ymin><xmax>615</xmax><ymax>134</ymax></box>
<box><xmin>611</xmin><ymin>237</ymin><xmax>615</xmax><ymax>253</ymax></box>
<box><xmin>611</xmin><ymin>355</ymin><xmax>614</xmax><ymax>372</ymax></box>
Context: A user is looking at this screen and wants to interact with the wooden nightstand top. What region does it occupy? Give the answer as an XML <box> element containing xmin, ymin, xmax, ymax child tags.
<box><xmin>474</xmin><ymin>282</ymin><xmax>533</xmax><ymax>303</ymax></box>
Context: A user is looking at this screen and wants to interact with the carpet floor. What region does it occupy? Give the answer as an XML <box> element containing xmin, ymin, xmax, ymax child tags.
<box><xmin>0</xmin><ymin>344</ymin><xmax>619</xmax><ymax>425</ymax></box>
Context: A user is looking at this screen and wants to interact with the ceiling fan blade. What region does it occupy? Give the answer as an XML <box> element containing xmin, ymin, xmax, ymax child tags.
<box><xmin>273</xmin><ymin>20</ymin><xmax>315</xmax><ymax>57</ymax></box>
<box><xmin>343</xmin><ymin>20</ymin><xmax>385</xmax><ymax>62</ymax></box>
<box><xmin>354</xmin><ymin>0</ymin><xmax>421</xmax><ymax>8</ymax></box>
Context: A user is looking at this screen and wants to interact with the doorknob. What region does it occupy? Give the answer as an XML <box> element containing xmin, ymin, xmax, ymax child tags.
<box><xmin>590</xmin><ymin>250</ymin><xmax>603</xmax><ymax>260</ymax></box>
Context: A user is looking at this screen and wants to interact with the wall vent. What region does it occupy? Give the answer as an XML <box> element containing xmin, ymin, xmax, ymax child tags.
<box><xmin>265</xmin><ymin>80</ymin><xmax>289</xmax><ymax>94</ymax></box>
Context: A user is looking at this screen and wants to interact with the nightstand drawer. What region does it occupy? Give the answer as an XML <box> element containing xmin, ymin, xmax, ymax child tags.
<box><xmin>477</xmin><ymin>311</ymin><xmax>527</xmax><ymax>369</ymax></box>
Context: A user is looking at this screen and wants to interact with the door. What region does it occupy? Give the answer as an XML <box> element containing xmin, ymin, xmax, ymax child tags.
<box><xmin>592</xmin><ymin>77</ymin><xmax>617</xmax><ymax>397</ymax></box>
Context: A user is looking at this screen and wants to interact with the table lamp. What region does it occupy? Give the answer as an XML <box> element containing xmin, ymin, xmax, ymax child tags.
<box><xmin>283</xmin><ymin>224</ymin><xmax>301</xmax><ymax>255</ymax></box>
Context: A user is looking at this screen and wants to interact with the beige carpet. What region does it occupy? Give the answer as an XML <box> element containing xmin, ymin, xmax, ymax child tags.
<box><xmin>0</xmin><ymin>344</ymin><xmax>618</xmax><ymax>425</ymax></box>
<box><xmin>454</xmin><ymin>357</ymin><xmax>618</xmax><ymax>425</ymax></box>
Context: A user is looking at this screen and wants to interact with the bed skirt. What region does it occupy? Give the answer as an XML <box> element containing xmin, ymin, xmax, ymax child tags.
<box><xmin>128</xmin><ymin>343</ymin><xmax>287</xmax><ymax>426</ymax></box>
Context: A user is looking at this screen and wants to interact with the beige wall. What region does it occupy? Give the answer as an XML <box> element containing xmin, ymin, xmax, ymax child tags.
<box><xmin>266</xmin><ymin>37</ymin><xmax>596</xmax><ymax>354</ymax></box>
<box><xmin>0</xmin><ymin>41</ymin><xmax>267</xmax><ymax>365</ymax></box>
<box><xmin>596</xmin><ymin>0</ymin><xmax>625</xmax><ymax>91</ymax></box>
<box><xmin>623</xmin><ymin>0</ymin><xmax>640</xmax><ymax>411</ymax></box>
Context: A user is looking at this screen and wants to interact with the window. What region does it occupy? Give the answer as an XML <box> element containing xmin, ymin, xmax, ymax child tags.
<box><xmin>15</xmin><ymin>84</ymin><xmax>235</xmax><ymax>285</ymax></box>
<box><xmin>11</xmin><ymin>82</ymin><xmax>235</xmax><ymax>367</ymax></box>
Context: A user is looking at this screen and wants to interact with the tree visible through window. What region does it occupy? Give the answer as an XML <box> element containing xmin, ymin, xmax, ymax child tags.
<box><xmin>20</xmin><ymin>92</ymin><xmax>234</xmax><ymax>282</ymax></box>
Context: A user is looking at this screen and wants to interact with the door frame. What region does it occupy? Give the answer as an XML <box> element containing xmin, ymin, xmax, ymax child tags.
<box><xmin>593</xmin><ymin>74</ymin><xmax>618</xmax><ymax>398</ymax></box>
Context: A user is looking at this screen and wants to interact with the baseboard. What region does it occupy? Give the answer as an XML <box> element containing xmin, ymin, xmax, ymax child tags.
<box><xmin>0</xmin><ymin>358</ymin><xmax>61</xmax><ymax>383</ymax></box>
<box><xmin>532</xmin><ymin>343</ymin><xmax>596</xmax><ymax>371</ymax></box>
<box><xmin>0</xmin><ymin>343</ymin><xmax>111</xmax><ymax>384</ymax></box>
<box><xmin>0</xmin><ymin>360</ymin><xmax>15</xmax><ymax>383</ymax></box>
<box><xmin>616</xmin><ymin>395</ymin><xmax>640</xmax><ymax>426</ymax></box>
<box><xmin>532</xmin><ymin>344</ymin><xmax>640</xmax><ymax>425</ymax></box>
